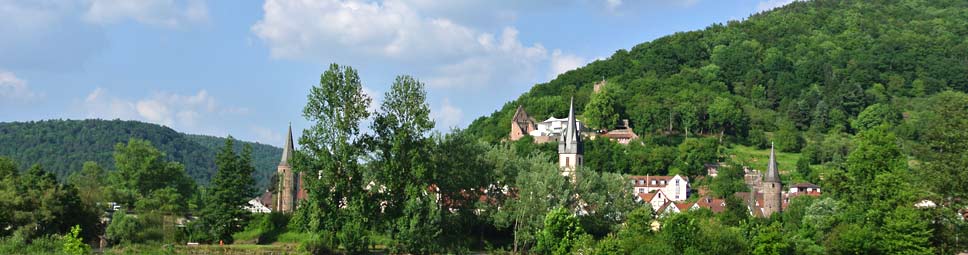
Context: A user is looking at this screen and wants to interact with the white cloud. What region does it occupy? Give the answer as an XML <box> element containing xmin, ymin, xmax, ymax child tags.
<box><xmin>252</xmin><ymin>0</ymin><xmax>554</xmax><ymax>90</ymax></box>
<box><xmin>82</xmin><ymin>88</ymin><xmax>243</xmax><ymax>133</ymax></box>
<box><xmin>83</xmin><ymin>0</ymin><xmax>209</xmax><ymax>27</ymax></box>
<box><xmin>0</xmin><ymin>70</ymin><xmax>40</xmax><ymax>102</ymax></box>
<box><xmin>251</xmin><ymin>126</ymin><xmax>284</xmax><ymax>146</ymax></box>
<box><xmin>361</xmin><ymin>86</ymin><xmax>382</xmax><ymax>113</ymax></box>
<box><xmin>549</xmin><ymin>49</ymin><xmax>586</xmax><ymax>79</ymax></box>
<box><xmin>432</xmin><ymin>98</ymin><xmax>463</xmax><ymax>129</ymax></box>
<box><xmin>756</xmin><ymin>0</ymin><xmax>798</xmax><ymax>12</ymax></box>
<box><xmin>605</xmin><ymin>0</ymin><xmax>623</xmax><ymax>10</ymax></box>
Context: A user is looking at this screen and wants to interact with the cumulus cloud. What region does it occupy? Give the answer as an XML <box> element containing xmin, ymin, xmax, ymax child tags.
<box><xmin>756</xmin><ymin>0</ymin><xmax>799</xmax><ymax>12</ymax></box>
<box><xmin>549</xmin><ymin>49</ymin><xmax>586</xmax><ymax>79</ymax></box>
<box><xmin>83</xmin><ymin>0</ymin><xmax>209</xmax><ymax>27</ymax></box>
<box><xmin>252</xmin><ymin>0</ymin><xmax>553</xmax><ymax>90</ymax></box>
<box><xmin>432</xmin><ymin>98</ymin><xmax>463</xmax><ymax>129</ymax></box>
<box><xmin>82</xmin><ymin>88</ymin><xmax>243</xmax><ymax>132</ymax></box>
<box><xmin>0</xmin><ymin>70</ymin><xmax>40</xmax><ymax>102</ymax></box>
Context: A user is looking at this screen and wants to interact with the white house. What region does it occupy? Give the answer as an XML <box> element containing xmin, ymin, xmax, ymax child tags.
<box><xmin>530</xmin><ymin>117</ymin><xmax>586</xmax><ymax>137</ymax></box>
<box><xmin>629</xmin><ymin>175</ymin><xmax>690</xmax><ymax>201</ymax></box>
<box><xmin>636</xmin><ymin>190</ymin><xmax>672</xmax><ymax>210</ymax></box>
<box><xmin>245</xmin><ymin>197</ymin><xmax>271</xmax><ymax>213</ymax></box>
<box><xmin>788</xmin><ymin>183</ymin><xmax>821</xmax><ymax>194</ymax></box>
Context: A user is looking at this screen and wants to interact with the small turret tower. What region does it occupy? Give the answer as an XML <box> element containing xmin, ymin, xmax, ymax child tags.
<box><xmin>761</xmin><ymin>142</ymin><xmax>782</xmax><ymax>217</ymax></box>
<box><xmin>558</xmin><ymin>97</ymin><xmax>583</xmax><ymax>179</ymax></box>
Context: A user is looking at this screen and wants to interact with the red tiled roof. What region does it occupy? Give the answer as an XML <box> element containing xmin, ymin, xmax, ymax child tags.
<box><xmin>638</xmin><ymin>192</ymin><xmax>656</xmax><ymax>202</ymax></box>
<box><xmin>674</xmin><ymin>202</ymin><xmax>693</xmax><ymax>212</ymax></box>
<box><xmin>694</xmin><ymin>196</ymin><xmax>726</xmax><ymax>213</ymax></box>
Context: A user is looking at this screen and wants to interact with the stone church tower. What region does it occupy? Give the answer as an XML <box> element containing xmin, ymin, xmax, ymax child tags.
<box><xmin>275</xmin><ymin>124</ymin><xmax>298</xmax><ymax>213</ymax></box>
<box><xmin>558</xmin><ymin>97</ymin><xmax>583</xmax><ymax>179</ymax></box>
<box><xmin>761</xmin><ymin>142</ymin><xmax>782</xmax><ymax>217</ymax></box>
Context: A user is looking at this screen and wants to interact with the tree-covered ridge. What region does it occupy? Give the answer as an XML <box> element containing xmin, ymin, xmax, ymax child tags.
<box><xmin>0</xmin><ymin>119</ymin><xmax>281</xmax><ymax>188</ymax></box>
<box><xmin>186</xmin><ymin>134</ymin><xmax>282</xmax><ymax>190</ymax></box>
<box><xmin>467</xmin><ymin>0</ymin><xmax>968</xmax><ymax>142</ymax></box>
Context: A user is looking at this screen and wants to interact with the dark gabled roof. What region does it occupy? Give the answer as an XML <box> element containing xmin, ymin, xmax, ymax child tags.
<box><xmin>512</xmin><ymin>105</ymin><xmax>534</xmax><ymax>123</ymax></box>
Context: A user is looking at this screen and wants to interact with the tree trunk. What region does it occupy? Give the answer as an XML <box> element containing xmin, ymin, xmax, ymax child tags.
<box><xmin>512</xmin><ymin>219</ymin><xmax>519</xmax><ymax>254</ymax></box>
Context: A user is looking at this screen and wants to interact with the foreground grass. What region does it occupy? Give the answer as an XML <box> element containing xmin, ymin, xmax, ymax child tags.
<box><xmin>104</xmin><ymin>243</ymin><xmax>306</xmax><ymax>255</ymax></box>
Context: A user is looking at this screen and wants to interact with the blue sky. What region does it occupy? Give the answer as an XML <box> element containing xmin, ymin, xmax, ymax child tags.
<box><xmin>0</xmin><ymin>0</ymin><xmax>795</xmax><ymax>147</ymax></box>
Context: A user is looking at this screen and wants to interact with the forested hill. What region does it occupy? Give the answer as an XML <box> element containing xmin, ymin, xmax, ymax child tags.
<box><xmin>0</xmin><ymin>119</ymin><xmax>281</xmax><ymax>189</ymax></box>
<box><xmin>186</xmin><ymin>134</ymin><xmax>282</xmax><ymax>189</ymax></box>
<box><xmin>466</xmin><ymin>0</ymin><xmax>968</xmax><ymax>142</ymax></box>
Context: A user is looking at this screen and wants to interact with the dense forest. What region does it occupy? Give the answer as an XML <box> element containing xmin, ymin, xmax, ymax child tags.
<box><xmin>468</xmin><ymin>0</ymin><xmax>968</xmax><ymax>143</ymax></box>
<box><xmin>0</xmin><ymin>119</ymin><xmax>281</xmax><ymax>188</ymax></box>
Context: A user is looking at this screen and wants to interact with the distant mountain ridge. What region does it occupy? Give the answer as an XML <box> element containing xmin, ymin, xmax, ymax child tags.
<box><xmin>0</xmin><ymin>119</ymin><xmax>281</xmax><ymax>189</ymax></box>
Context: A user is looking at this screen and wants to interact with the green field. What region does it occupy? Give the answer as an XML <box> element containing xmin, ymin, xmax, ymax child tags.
<box><xmin>724</xmin><ymin>144</ymin><xmax>806</xmax><ymax>183</ymax></box>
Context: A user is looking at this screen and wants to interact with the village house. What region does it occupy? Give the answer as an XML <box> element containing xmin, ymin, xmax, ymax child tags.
<box><xmin>788</xmin><ymin>182</ymin><xmax>821</xmax><ymax>194</ymax></box>
<box><xmin>629</xmin><ymin>175</ymin><xmax>690</xmax><ymax>201</ymax></box>
<box><xmin>636</xmin><ymin>190</ymin><xmax>672</xmax><ymax>210</ymax></box>
<box><xmin>598</xmin><ymin>119</ymin><xmax>639</xmax><ymax>144</ymax></box>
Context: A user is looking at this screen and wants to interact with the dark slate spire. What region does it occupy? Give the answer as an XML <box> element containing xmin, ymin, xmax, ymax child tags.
<box><xmin>558</xmin><ymin>97</ymin><xmax>583</xmax><ymax>154</ymax></box>
<box><xmin>280</xmin><ymin>123</ymin><xmax>295</xmax><ymax>166</ymax></box>
<box><xmin>764</xmin><ymin>142</ymin><xmax>780</xmax><ymax>183</ymax></box>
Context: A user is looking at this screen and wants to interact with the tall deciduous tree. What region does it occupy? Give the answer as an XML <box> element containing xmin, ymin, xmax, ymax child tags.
<box><xmin>68</xmin><ymin>162</ymin><xmax>106</xmax><ymax>210</ymax></box>
<box><xmin>108</xmin><ymin>139</ymin><xmax>195</xmax><ymax>207</ymax></box>
<box><xmin>297</xmin><ymin>63</ymin><xmax>372</xmax><ymax>254</ymax></box>
<box><xmin>584</xmin><ymin>88</ymin><xmax>619</xmax><ymax>130</ymax></box>
<box><xmin>370</xmin><ymin>75</ymin><xmax>436</xmax><ymax>250</ymax></box>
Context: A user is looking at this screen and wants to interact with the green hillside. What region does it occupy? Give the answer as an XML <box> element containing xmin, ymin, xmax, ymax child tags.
<box><xmin>0</xmin><ymin>119</ymin><xmax>281</xmax><ymax>188</ymax></box>
<box><xmin>186</xmin><ymin>134</ymin><xmax>282</xmax><ymax>190</ymax></box>
<box><xmin>467</xmin><ymin>0</ymin><xmax>968</xmax><ymax>143</ymax></box>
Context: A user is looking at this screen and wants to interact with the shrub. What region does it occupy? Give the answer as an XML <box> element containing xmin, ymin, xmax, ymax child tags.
<box><xmin>301</xmin><ymin>234</ymin><xmax>334</xmax><ymax>255</ymax></box>
<box><xmin>106</xmin><ymin>210</ymin><xmax>140</xmax><ymax>244</ymax></box>
<box><xmin>62</xmin><ymin>225</ymin><xmax>91</xmax><ymax>255</ymax></box>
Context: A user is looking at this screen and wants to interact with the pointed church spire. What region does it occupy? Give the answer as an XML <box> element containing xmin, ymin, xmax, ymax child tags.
<box><xmin>764</xmin><ymin>142</ymin><xmax>780</xmax><ymax>182</ymax></box>
<box><xmin>558</xmin><ymin>97</ymin><xmax>583</xmax><ymax>154</ymax></box>
<box><xmin>280</xmin><ymin>123</ymin><xmax>295</xmax><ymax>166</ymax></box>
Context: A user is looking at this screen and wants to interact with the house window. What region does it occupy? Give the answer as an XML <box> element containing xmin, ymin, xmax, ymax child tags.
<box><xmin>675</xmin><ymin>195</ymin><xmax>679</xmax><ymax>199</ymax></box>
<box><xmin>675</xmin><ymin>179</ymin><xmax>680</xmax><ymax>185</ymax></box>
<box><xmin>651</xmin><ymin>180</ymin><xmax>656</xmax><ymax>185</ymax></box>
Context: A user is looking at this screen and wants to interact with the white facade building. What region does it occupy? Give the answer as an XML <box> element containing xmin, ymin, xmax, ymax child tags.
<box><xmin>629</xmin><ymin>175</ymin><xmax>690</xmax><ymax>201</ymax></box>
<box><xmin>531</xmin><ymin>117</ymin><xmax>585</xmax><ymax>137</ymax></box>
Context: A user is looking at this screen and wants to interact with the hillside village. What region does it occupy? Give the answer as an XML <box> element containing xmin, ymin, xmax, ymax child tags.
<box><xmin>253</xmin><ymin>90</ymin><xmax>825</xmax><ymax>222</ymax></box>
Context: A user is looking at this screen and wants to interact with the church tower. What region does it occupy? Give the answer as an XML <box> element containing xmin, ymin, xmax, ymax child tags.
<box><xmin>761</xmin><ymin>142</ymin><xmax>782</xmax><ymax>217</ymax></box>
<box><xmin>275</xmin><ymin>124</ymin><xmax>297</xmax><ymax>213</ymax></box>
<box><xmin>558</xmin><ymin>97</ymin><xmax>583</xmax><ymax>179</ymax></box>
